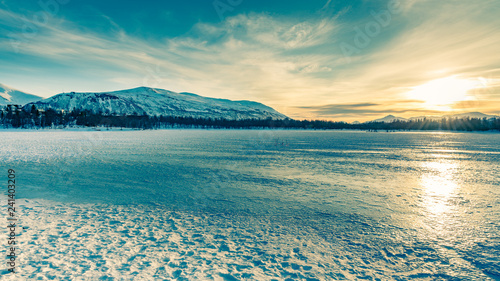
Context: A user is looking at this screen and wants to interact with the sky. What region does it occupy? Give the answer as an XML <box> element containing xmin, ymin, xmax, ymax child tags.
<box><xmin>1</xmin><ymin>0</ymin><xmax>499</xmax><ymax>121</ymax></box>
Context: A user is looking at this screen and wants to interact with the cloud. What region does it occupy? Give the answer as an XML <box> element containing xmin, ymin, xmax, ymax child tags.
<box><xmin>294</xmin><ymin>101</ymin><xmax>443</xmax><ymax>119</ymax></box>
<box><xmin>299</xmin><ymin>102</ymin><xmax>379</xmax><ymax>110</ymax></box>
<box><xmin>331</xmin><ymin>1</ymin><xmax>500</xmax><ymax>90</ymax></box>
<box><xmin>0</xmin><ymin>10</ymin><xmax>343</xmax><ymax>103</ymax></box>
<box><xmin>297</xmin><ymin>103</ymin><xmax>386</xmax><ymax>116</ymax></box>
<box><xmin>0</xmin><ymin>0</ymin><xmax>499</xmax><ymax>122</ymax></box>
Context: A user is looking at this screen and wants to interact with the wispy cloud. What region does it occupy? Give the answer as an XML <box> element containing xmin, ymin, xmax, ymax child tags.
<box><xmin>295</xmin><ymin>101</ymin><xmax>442</xmax><ymax>120</ymax></box>
<box><xmin>0</xmin><ymin>0</ymin><xmax>499</xmax><ymax>121</ymax></box>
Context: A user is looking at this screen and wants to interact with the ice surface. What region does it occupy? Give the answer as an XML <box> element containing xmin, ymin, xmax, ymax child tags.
<box><xmin>0</xmin><ymin>130</ymin><xmax>499</xmax><ymax>280</ymax></box>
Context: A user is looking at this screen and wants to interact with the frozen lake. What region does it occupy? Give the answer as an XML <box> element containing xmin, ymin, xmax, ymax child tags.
<box><xmin>1</xmin><ymin>130</ymin><xmax>499</xmax><ymax>280</ymax></box>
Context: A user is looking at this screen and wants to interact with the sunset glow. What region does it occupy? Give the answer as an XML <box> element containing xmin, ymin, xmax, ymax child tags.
<box><xmin>406</xmin><ymin>76</ymin><xmax>485</xmax><ymax>111</ymax></box>
<box><xmin>1</xmin><ymin>0</ymin><xmax>499</xmax><ymax>121</ymax></box>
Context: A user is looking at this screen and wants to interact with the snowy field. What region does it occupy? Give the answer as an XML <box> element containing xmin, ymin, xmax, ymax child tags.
<box><xmin>1</xmin><ymin>130</ymin><xmax>499</xmax><ymax>280</ymax></box>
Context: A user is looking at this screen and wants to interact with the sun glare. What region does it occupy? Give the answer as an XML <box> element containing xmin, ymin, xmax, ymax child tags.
<box><xmin>406</xmin><ymin>76</ymin><xmax>485</xmax><ymax>111</ymax></box>
<box><xmin>420</xmin><ymin>160</ymin><xmax>460</xmax><ymax>215</ymax></box>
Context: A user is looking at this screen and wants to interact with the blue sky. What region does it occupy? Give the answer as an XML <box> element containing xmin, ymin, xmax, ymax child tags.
<box><xmin>1</xmin><ymin>0</ymin><xmax>499</xmax><ymax>121</ymax></box>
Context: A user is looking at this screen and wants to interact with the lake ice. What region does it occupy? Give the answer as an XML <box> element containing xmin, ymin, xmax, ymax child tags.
<box><xmin>1</xmin><ymin>130</ymin><xmax>499</xmax><ymax>280</ymax></box>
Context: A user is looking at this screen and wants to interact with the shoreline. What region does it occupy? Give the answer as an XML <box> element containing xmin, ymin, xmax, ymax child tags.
<box><xmin>0</xmin><ymin>126</ymin><xmax>499</xmax><ymax>134</ymax></box>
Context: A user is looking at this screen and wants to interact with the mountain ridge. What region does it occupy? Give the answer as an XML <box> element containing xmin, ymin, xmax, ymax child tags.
<box><xmin>26</xmin><ymin>86</ymin><xmax>288</xmax><ymax>120</ymax></box>
<box><xmin>2</xmin><ymin>83</ymin><xmax>498</xmax><ymax>123</ymax></box>
<box><xmin>371</xmin><ymin>112</ymin><xmax>499</xmax><ymax>123</ymax></box>
<box><xmin>0</xmin><ymin>83</ymin><xmax>42</xmax><ymax>106</ymax></box>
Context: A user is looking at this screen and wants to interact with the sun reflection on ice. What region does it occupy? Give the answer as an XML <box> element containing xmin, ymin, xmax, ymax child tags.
<box><xmin>420</xmin><ymin>159</ymin><xmax>460</xmax><ymax>215</ymax></box>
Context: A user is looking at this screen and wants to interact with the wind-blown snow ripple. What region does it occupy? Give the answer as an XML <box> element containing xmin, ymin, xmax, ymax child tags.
<box><xmin>0</xmin><ymin>130</ymin><xmax>498</xmax><ymax>280</ymax></box>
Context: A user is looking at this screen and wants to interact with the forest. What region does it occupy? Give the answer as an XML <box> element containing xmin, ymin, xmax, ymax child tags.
<box><xmin>1</xmin><ymin>104</ymin><xmax>499</xmax><ymax>131</ymax></box>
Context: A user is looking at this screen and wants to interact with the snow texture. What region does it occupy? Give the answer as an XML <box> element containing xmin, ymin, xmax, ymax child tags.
<box><xmin>1</xmin><ymin>130</ymin><xmax>499</xmax><ymax>280</ymax></box>
<box><xmin>28</xmin><ymin>87</ymin><xmax>288</xmax><ymax>120</ymax></box>
<box><xmin>0</xmin><ymin>84</ymin><xmax>42</xmax><ymax>106</ymax></box>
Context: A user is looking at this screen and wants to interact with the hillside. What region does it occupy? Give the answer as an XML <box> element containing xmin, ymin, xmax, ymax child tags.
<box><xmin>27</xmin><ymin>87</ymin><xmax>287</xmax><ymax>120</ymax></box>
<box><xmin>0</xmin><ymin>84</ymin><xmax>42</xmax><ymax>106</ymax></box>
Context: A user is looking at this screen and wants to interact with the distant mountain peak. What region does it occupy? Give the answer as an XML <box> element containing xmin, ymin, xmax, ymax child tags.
<box><xmin>0</xmin><ymin>83</ymin><xmax>42</xmax><ymax>106</ymax></box>
<box><xmin>129</xmin><ymin>86</ymin><xmax>154</xmax><ymax>91</ymax></box>
<box><xmin>372</xmin><ymin>115</ymin><xmax>408</xmax><ymax>123</ymax></box>
<box><xmin>444</xmin><ymin>112</ymin><xmax>498</xmax><ymax>119</ymax></box>
<box><xmin>373</xmin><ymin>112</ymin><xmax>499</xmax><ymax>123</ymax></box>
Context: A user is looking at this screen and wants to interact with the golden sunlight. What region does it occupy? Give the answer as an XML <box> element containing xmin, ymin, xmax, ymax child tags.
<box><xmin>420</xmin><ymin>160</ymin><xmax>459</xmax><ymax>215</ymax></box>
<box><xmin>406</xmin><ymin>76</ymin><xmax>485</xmax><ymax>111</ymax></box>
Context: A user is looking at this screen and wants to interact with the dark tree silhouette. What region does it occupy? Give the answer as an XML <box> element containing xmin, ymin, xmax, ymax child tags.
<box><xmin>0</xmin><ymin>104</ymin><xmax>499</xmax><ymax>131</ymax></box>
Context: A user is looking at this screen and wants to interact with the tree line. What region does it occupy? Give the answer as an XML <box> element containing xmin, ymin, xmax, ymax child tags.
<box><xmin>1</xmin><ymin>104</ymin><xmax>499</xmax><ymax>131</ymax></box>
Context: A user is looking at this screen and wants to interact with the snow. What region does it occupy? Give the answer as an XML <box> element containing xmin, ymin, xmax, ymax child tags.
<box><xmin>0</xmin><ymin>83</ymin><xmax>42</xmax><ymax>106</ymax></box>
<box><xmin>29</xmin><ymin>87</ymin><xmax>288</xmax><ymax>120</ymax></box>
<box><xmin>0</xmin><ymin>91</ymin><xmax>12</xmax><ymax>102</ymax></box>
<box><xmin>4</xmin><ymin>198</ymin><xmax>341</xmax><ymax>280</ymax></box>
<box><xmin>374</xmin><ymin>112</ymin><xmax>500</xmax><ymax>123</ymax></box>
<box><xmin>1</xmin><ymin>130</ymin><xmax>498</xmax><ymax>280</ymax></box>
<box><xmin>444</xmin><ymin>112</ymin><xmax>499</xmax><ymax>119</ymax></box>
<box><xmin>372</xmin><ymin>115</ymin><xmax>408</xmax><ymax>123</ymax></box>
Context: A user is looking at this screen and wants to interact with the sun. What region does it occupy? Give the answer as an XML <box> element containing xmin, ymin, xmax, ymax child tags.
<box><xmin>406</xmin><ymin>76</ymin><xmax>484</xmax><ymax>111</ymax></box>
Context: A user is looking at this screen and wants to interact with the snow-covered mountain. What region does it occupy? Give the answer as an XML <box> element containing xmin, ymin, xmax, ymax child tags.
<box><xmin>27</xmin><ymin>87</ymin><xmax>288</xmax><ymax>120</ymax></box>
<box><xmin>0</xmin><ymin>83</ymin><xmax>42</xmax><ymax>106</ymax></box>
<box><xmin>409</xmin><ymin>112</ymin><xmax>499</xmax><ymax>121</ymax></box>
<box><xmin>373</xmin><ymin>112</ymin><xmax>499</xmax><ymax>123</ymax></box>
<box><xmin>372</xmin><ymin>115</ymin><xmax>408</xmax><ymax>123</ymax></box>
<box><xmin>444</xmin><ymin>112</ymin><xmax>499</xmax><ymax>119</ymax></box>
